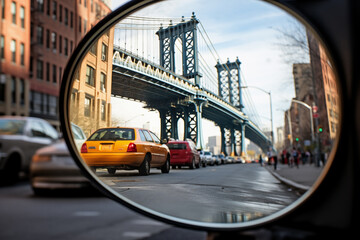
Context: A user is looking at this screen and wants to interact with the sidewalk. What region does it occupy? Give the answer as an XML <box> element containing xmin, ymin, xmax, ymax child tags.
<box><xmin>265</xmin><ymin>164</ymin><xmax>324</xmax><ymax>193</ymax></box>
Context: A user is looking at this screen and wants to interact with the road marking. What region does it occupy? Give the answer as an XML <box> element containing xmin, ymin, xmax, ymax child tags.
<box><xmin>132</xmin><ymin>219</ymin><xmax>166</xmax><ymax>226</ymax></box>
<box><xmin>73</xmin><ymin>211</ymin><xmax>100</xmax><ymax>217</ymax></box>
<box><xmin>123</xmin><ymin>232</ymin><xmax>151</xmax><ymax>238</ymax></box>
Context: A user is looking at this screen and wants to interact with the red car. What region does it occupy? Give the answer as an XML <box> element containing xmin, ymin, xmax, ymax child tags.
<box><xmin>167</xmin><ymin>139</ymin><xmax>200</xmax><ymax>169</ymax></box>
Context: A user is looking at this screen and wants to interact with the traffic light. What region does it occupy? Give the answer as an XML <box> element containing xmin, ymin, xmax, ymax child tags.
<box><xmin>295</xmin><ymin>137</ymin><xmax>299</xmax><ymax>142</ymax></box>
<box><xmin>318</xmin><ymin>126</ymin><xmax>323</xmax><ymax>133</ymax></box>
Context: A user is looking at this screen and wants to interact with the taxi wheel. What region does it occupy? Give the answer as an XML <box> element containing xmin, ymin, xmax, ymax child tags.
<box><xmin>161</xmin><ymin>155</ymin><xmax>170</xmax><ymax>174</ymax></box>
<box><xmin>107</xmin><ymin>168</ymin><xmax>116</xmax><ymax>175</ymax></box>
<box><xmin>139</xmin><ymin>155</ymin><xmax>151</xmax><ymax>176</ymax></box>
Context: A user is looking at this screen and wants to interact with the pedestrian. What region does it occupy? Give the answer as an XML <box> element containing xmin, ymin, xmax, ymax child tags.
<box><xmin>273</xmin><ymin>155</ymin><xmax>278</xmax><ymax>170</ymax></box>
<box><xmin>259</xmin><ymin>154</ymin><xmax>263</xmax><ymax>166</ymax></box>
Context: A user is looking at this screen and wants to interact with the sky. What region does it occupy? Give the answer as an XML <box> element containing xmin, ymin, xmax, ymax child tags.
<box><xmin>107</xmin><ymin>0</ymin><xmax>310</xmax><ymax>147</ymax></box>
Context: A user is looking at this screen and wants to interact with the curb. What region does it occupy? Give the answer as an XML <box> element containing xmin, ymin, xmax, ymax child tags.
<box><xmin>265</xmin><ymin>167</ymin><xmax>309</xmax><ymax>194</ymax></box>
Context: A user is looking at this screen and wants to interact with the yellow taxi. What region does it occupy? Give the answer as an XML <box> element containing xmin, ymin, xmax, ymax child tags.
<box><xmin>80</xmin><ymin>127</ymin><xmax>170</xmax><ymax>176</ymax></box>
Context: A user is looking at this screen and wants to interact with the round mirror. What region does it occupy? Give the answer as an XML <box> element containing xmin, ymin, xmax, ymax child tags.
<box><xmin>60</xmin><ymin>0</ymin><xmax>341</xmax><ymax>229</ymax></box>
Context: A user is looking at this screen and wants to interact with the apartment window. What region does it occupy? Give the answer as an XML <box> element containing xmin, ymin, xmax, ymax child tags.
<box><xmin>85</xmin><ymin>65</ymin><xmax>95</xmax><ymax>86</ymax></box>
<box><xmin>52</xmin><ymin>1</ymin><xmax>57</xmax><ymax>20</ymax></box>
<box><xmin>20</xmin><ymin>43</ymin><xmax>25</xmax><ymax>66</ymax></box>
<box><xmin>59</xmin><ymin>35</ymin><xmax>62</xmax><ymax>54</ymax></box>
<box><xmin>78</xmin><ymin>16</ymin><xmax>81</xmax><ymax>33</ymax></box>
<box><xmin>100</xmin><ymin>72</ymin><xmax>106</xmax><ymax>92</ymax></box>
<box><xmin>51</xmin><ymin>32</ymin><xmax>56</xmax><ymax>52</ymax></box>
<box><xmin>46</xmin><ymin>0</ymin><xmax>50</xmax><ymax>15</ymax></box>
<box><xmin>64</xmin><ymin>38</ymin><xmax>68</xmax><ymax>56</ymax></box>
<box><xmin>1</xmin><ymin>0</ymin><xmax>5</xmax><ymax>19</ymax></box>
<box><xmin>20</xmin><ymin>6</ymin><xmax>25</xmax><ymax>28</ymax></box>
<box><xmin>37</xmin><ymin>0</ymin><xmax>44</xmax><ymax>12</ymax></box>
<box><xmin>45</xmin><ymin>62</ymin><xmax>50</xmax><ymax>81</ymax></box>
<box><xmin>10</xmin><ymin>39</ymin><xmax>16</xmax><ymax>63</ymax></box>
<box><xmin>64</xmin><ymin>8</ymin><xmax>68</xmax><ymax>26</ymax></box>
<box><xmin>36</xmin><ymin>59</ymin><xmax>43</xmax><ymax>80</ymax></box>
<box><xmin>70</xmin><ymin>12</ymin><xmax>73</xmax><ymax>28</ymax></box>
<box><xmin>84</xmin><ymin>19</ymin><xmax>87</xmax><ymax>33</ymax></box>
<box><xmin>0</xmin><ymin>35</ymin><xmax>4</xmax><ymax>59</ymax></box>
<box><xmin>101</xmin><ymin>43</ymin><xmax>108</xmax><ymax>61</ymax></box>
<box><xmin>84</xmin><ymin>95</ymin><xmax>92</xmax><ymax>117</ymax></box>
<box><xmin>37</xmin><ymin>26</ymin><xmax>43</xmax><ymax>45</ymax></box>
<box><xmin>20</xmin><ymin>79</ymin><xmax>25</xmax><ymax>105</ymax></box>
<box><xmin>46</xmin><ymin>29</ymin><xmax>50</xmax><ymax>48</ymax></box>
<box><xmin>89</xmin><ymin>43</ymin><xmax>97</xmax><ymax>55</ymax></box>
<box><xmin>52</xmin><ymin>64</ymin><xmax>57</xmax><ymax>83</ymax></box>
<box><xmin>0</xmin><ymin>76</ymin><xmax>5</xmax><ymax>102</ymax></box>
<box><xmin>59</xmin><ymin>4</ymin><xmax>62</xmax><ymax>22</ymax></box>
<box><xmin>101</xmin><ymin>101</ymin><xmax>106</xmax><ymax>121</ymax></box>
<box><xmin>11</xmin><ymin>1</ymin><xmax>16</xmax><ymax>24</ymax></box>
<box><xmin>49</xmin><ymin>95</ymin><xmax>57</xmax><ymax>116</ymax></box>
<box><xmin>11</xmin><ymin>77</ymin><xmax>16</xmax><ymax>104</ymax></box>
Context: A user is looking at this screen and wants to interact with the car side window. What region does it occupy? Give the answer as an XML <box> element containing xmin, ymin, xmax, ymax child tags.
<box><xmin>142</xmin><ymin>130</ymin><xmax>154</xmax><ymax>142</ymax></box>
<box><xmin>29</xmin><ymin>120</ymin><xmax>47</xmax><ymax>138</ymax></box>
<box><xmin>138</xmin><ymin>130</ymin><xmax>147</xmax><ymax>141</ymax></box>
<box><xmin>42</xmin><ymin>121</ymin><xmax>59</xmax><ymax>140</ymax></box>
<box><xmin>149</xmin><ymin>132</ymin><xmax>160</xmax><ymax>144</ymax></box>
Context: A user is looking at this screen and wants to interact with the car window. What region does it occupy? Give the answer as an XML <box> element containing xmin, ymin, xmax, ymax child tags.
<box><xmin>29</xmin><ymin>120</ymin><xmax>47</xmax><ymax>138</ymax></box>
<box><xmin>138</xmin><ymin>130</ymin><xmax>147</xmax><ymax>141</ymax></box>
<box><xmin>88</xmin><ymin>128</ymin><xmax>135</xmax><ymax>141</ymax></box>
<box><xmin>41</xmin><ymin>121</ymin><xmax>59</xmax><ymax>140</ymax></box>
<box><xmin>71</xmin><ymin>124</ymin><xmax>86</xmax><ymax>140</ymax></box>
<box><xmin>149</xmin><ymin>132</ymin><xmax>160</xmax><ymax>144</ymax></box>
<box><xmin>167</xmin><ymin>143</ymin><xmax>187</xmax><ymax>150</ymax></box>
<box><xmin>142</xmin><ymin>130</ymin><xmax>154</xmax><ymax>142</ymax></box>
<box><xmin>0</xmin><ymin>119</ymin><xmax>26</xmax><ymax>135</ymax></box>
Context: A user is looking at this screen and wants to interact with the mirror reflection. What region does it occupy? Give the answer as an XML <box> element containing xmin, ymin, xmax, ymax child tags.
<box><xmin>68</xmin><ymin>0</ymin><xmax>340</xmax><ymax>223</ymax></box>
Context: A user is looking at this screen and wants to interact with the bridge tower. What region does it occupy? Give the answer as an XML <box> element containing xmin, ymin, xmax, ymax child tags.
<box><xmin>156</xmin><ymin>13</ymin><xmax>206</xmax><ymax>149</ymax></box>
<box><xmin>216</xmin><ymin>58</ymin><xmax>246</xmax><ymax>156</ymax></box>
<box><xmin>156</xmin><ymin>12</ymin><xmax>202</xmax><ymax>87</ymax></box>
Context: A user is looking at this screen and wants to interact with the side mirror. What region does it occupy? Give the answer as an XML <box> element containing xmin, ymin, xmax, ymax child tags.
<box><xmin>59</xmin><ymin>0</ymin><xmax>342</xmax><ymax>232</ymax></box>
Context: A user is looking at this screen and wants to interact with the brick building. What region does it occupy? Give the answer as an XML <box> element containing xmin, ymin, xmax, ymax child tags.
<box><xmin>0</xmin><ymin>0</ymin><xmax>113</xmax><ymax>130</ymax></box>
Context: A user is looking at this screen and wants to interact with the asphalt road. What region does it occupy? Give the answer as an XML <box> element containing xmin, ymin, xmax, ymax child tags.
<box><xmin>0</xmin><ymin>164</ymin><xmax>299</xmax><ymax>240</ymax></box>
<box><xmin>0</xmin><ymin>181</ymin><xmax>206</xmax><ymax>240</ymax></box>
<box><xmin>96</xmin><ymin>163</ymin><xmax>300</xmax><ymax>223</ymax></box>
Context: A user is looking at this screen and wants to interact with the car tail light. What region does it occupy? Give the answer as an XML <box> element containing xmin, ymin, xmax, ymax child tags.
<box><xmin>127</xmin><ymin>143</ymin><xmax>137</xmax><ymax>152</ymax></box>
<box><xmin>32</xmin><ymin>154</ymin><xmax>51</xmax><ymax>163</ymax></box>
<box><xmin>81</xmin><ymin>143</ymin><xmax>88</xmax><ymax>153</ymax></box>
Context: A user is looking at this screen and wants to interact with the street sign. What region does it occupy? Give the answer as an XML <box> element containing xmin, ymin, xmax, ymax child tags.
<box><xmin>312</xmin><ymin>106</ymin><xmax>318</xmax><ymax>113</ymax></box>
<box><xmin>313</xmin><ymin>113</ymin><xmax>319</xmax><ymax>118</ymax></box>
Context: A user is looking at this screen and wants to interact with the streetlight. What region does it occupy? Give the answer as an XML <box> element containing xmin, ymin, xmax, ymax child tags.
<box><xmin>241</xmin><ymin>86</ymin><xmax>274</xmax><ymax>145</ymax></box>
<box><xmin>291</xmin><ymin>99</ymin><xmax>315</xmax><ymax>142</ymax></box>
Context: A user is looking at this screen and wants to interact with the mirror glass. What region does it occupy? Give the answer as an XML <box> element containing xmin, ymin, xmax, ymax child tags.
<box><xmin>66</xmin><ymin>0</ymin><xmax>340</xmax><ymax>224</ymax></box>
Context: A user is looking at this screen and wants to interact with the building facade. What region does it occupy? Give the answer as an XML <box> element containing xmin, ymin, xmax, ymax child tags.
<box><xmin>0</xmin><ymin>0</ymin><xmax>31</xmax><ymax>116</ymax></box>
<box><xmin>0</xmin><ymin>0</ymin><xmax>112</xmax><ymax>131</ymax></box>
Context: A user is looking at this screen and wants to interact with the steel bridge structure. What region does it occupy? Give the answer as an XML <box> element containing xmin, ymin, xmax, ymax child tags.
<box><xmin>111</xmin><ymin>14</ymin><xmax>273</xmax><ymax>156</ymax></box>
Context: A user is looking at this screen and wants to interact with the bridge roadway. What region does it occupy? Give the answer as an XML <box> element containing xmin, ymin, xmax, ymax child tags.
<box><xmin>112</xmin><ymin>47</ymin><xmax>272</xmax><ymax>153</ymax></box>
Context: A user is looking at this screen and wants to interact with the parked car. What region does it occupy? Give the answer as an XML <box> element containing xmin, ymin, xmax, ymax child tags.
<box><xmin>80</xmin><ymin>127</ymin><xmax>170</xmax><ymax>176</ymax></box>
<box><xmin>167</xmin><ymin>139</ymin><xmax>200</xmax><ymax>169</ymax></box>
<box><xmin>234</xmin><ymin>156</ymin><xmax>246</xmax><ymax>164</ymax></box>
<box><xmin>225</xmin><ymin>156</ymin><xmax>235</xmax><ymax>164</ymax></box>
<box><xmin>198</xmin><ymin>150</ymin><xmax>207</xmax><ymax>167</ymax></box>
<box><xmin>217</xmin><ymin>154</ymin><xmax>226</xmax><ymax>164</ymax></box>
<box><xmin>203</xmin><ymin>151</ymin><xmax>215</xmax><ymax>166</ymax></box>
<box><xmin>30</xmin><ymin>123</ymin><xmax>91</xmax><ymax>195</ymax></box>
<box><xmin>0</xmin><ymin>116</ymin><xmax>60</xmax><ymax>184</ymax></box>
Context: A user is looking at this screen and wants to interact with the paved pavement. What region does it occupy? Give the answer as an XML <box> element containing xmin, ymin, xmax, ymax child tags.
<box><xmin>265</xmin><ymin>163</ymin><xmax>324</xmax><ymax>193</ymax></box>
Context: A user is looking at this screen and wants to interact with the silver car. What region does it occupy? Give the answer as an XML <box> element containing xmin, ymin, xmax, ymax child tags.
<box><xmin>0</xmin><ymin>116</ymin><xmax>59</xmax><ymax>185</ymax></box>
<box><xmin>30</xmin><ymin>123</ymin><xmax>92</xmax><ymax>195</ymax></box>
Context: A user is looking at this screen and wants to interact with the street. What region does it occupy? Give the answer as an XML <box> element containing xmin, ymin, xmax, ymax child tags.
<box><xmin>0</xmin><ymin>181</ymin><xmax>206</xmax><ymax>240</ymax></box>
<box><xmin>96</xmin><ymin>163</ymin><xmax>300</xmax><ymax>223</ymax></box>
<box><xmin>0</xmin><ymin>163</ymin><xmax>300</xmax><ymax>239</ymax></box>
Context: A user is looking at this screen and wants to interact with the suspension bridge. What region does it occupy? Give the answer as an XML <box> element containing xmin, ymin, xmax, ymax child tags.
<box><xmin>111</xmin><ymin>13</ymin><xmax>274</xmax><ymax>156</ymax></box>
